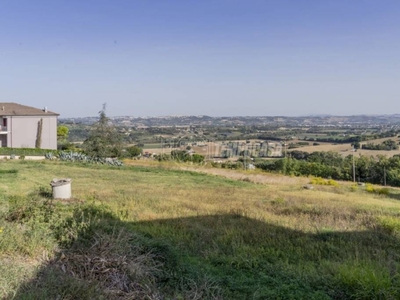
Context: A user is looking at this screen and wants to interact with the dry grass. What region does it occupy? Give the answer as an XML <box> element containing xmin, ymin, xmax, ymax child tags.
<box><xmin>296</xmin><ymin>137</ymin><xmax>400</xmax><ymax>157</ymax></box>
<box><xmin>0</xmin><ymin>257</ymin><xmax>40</xmax><ymax>297</ymax></box>
<box><xmin>55</xmin><ymin>229</ymin><xmax>163</xmax><ymax>299</ymax></box>
<box><xmin>124</xmin><ymin>159</ymin><xmax>309</xmax><ymax>185</ymax></box>
<box><xmin>2</xmin><ymin>159</ymin><xmax>400</xmax><ymax>235</ymax></box>
<box><xmin>2</xmin><ymin>159</ymin><xmax>400</xmax><ymax>298</ymax></box>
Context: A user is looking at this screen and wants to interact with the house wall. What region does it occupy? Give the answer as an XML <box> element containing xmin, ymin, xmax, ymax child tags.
<box><xmin>8</xmin><ymin>116</ymin><xmax>57</xmax><ymax>149</ymax></box>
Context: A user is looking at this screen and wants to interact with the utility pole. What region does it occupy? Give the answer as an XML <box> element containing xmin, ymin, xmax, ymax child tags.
<box><xmin>384</xmin><ymin>166</ymin><xmax>387</xmax><ymax>186</ymax></box>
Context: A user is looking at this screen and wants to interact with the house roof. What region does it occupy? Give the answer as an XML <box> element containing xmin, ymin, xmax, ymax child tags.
<box><xmin>0</xmin><ymin>102</ymin><xmax>59</xmax><ymax>116</ymax></box>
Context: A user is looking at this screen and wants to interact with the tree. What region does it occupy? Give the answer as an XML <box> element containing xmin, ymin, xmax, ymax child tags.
<box><xmin>82</xmin><ymin>104</ymin><xmax>123</xmax><ymax>158</ymax></box>
<box><xmin>126</xmin><ymin>146</ymin><xmax>142</xmax><ymax>158</ymax></box>
<box><xmin>57</xmin><ymin>125</ymin><xmax>69</xmax><ymax>141</ymax></box>
<box><xmin>57</xmin><ymin>125</ymin><xmax>73</xmax><ymax>150</ymax></box>
<box><xmin>351</xmin><ymin>141</ymin><xmax>361</xmax><ymax>150</ymax></box>
<box><xmin>35</xmin><ymin>118</ymin><xmax>43</xmax><ymax>148</ymax></box>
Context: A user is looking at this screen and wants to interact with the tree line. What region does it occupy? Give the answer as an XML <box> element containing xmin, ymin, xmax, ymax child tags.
<box><xmin>361</xmin><ymin>139</ymin><xmax>399</xmax><ymax>151</ymax></box>
<box><xmin>256</xmin><ymin>150</ymin><xmax>400</xmax><ymax>187</ymax></box>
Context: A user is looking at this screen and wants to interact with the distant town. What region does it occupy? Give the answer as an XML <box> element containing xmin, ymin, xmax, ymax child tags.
<box><xmin>60</xmin><ymin>114</ymin><xmax>400</xmax><ymax>128</ymax></box>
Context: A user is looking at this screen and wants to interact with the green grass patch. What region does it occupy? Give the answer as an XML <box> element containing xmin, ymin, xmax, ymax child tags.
<box><xmin>0</xmin><ymin>147</ymin><xmax>56</xmax><ymax>156</ymax></box>
<box><xmin>0</xmin><ymin>169</ymin><xmax>18</xmax><ymax>174</ymax></box>
<box><xmin>142</xmin><ymin>143</ymin><xmax>163</xmax><ymax>149</ymax></box>
<box><xmin>376</xmin><ymin>216</ymin><xmax>400</xmax><ymax>235</ymax></box>
<box><xmin>336</xmin><ymin>261</ymin><xmax>398</xmax><ymax>299</ymax></box>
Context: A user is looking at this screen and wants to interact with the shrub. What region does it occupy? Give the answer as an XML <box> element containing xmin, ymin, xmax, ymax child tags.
<box><xmin>327</xmin><ymin>179</ymin><xmax>340</xmax><ymax>187</ymax></box>
<box><xmin>191</xmin><ymin>153</ymin><xmax>204</xmax><ymax>163</ymax></box>
<box><xmin>221</xmin><ymin>161</ymin><xmax>243</xmax><ymax>169</ymax></box>
<box><xmin>365</xmin><ymin>183</ymin><xmax>376</xmax><ymax>193</ymax></box>
<box><xmin>125</xmin><ymin>145</ymin><xmax>142</xmax><ymax>158</ymax></box>
<box><xmin>310</xmin><ymin>177</ymin><xmax>339</xmax><ymax>187</ymax></box>
<box><xmin>365</xmin><ymin>184</ymin><xmax>390</xmax><ymax>195</ymax></box>
<box><xmin>57</xmin><ymin>141</ymin><xmax>76</xmax><ymax>151</ymax></box>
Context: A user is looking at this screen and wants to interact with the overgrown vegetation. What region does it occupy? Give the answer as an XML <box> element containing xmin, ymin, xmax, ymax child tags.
<box><xmin>2</xmin><ymin>160</ymin><xmax>400</xmax><ymax>299</ymax></box>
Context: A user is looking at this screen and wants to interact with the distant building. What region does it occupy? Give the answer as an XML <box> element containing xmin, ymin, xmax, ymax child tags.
<box><xmin>0</xmin><ymin>102</ymin><xmax>59</xmax><ymax>149</ymax></box>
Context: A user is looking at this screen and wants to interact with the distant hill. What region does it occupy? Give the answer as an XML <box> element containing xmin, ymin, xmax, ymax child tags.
<box><xmin>60</xmin><ymin>114</ymin><xmax>400</xmax><ymax>127</ymax></box>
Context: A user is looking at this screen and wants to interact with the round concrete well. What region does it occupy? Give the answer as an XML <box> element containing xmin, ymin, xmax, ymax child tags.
<box><xmin>50</xmin><ymin>178</ymin><xmax>72</xmax><ymax>199</ymax></box>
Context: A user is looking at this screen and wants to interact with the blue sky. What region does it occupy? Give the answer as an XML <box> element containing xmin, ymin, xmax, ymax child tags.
<box><xmin>1</xmin><ymin>0</ymin><xmax>399</xmax><ymax>117</ymax></box>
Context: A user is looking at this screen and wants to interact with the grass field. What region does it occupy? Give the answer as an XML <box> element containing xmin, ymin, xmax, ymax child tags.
<box><xmin>1</xmin><ymin>159</ymin><xmax>400</xmax><ymax>299</ymax></box>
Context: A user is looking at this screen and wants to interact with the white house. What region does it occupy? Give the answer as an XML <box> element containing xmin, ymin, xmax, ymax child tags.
<box><xmin>0</xmin><ymin>102</ymin><xmax>59</xmax><ymax>150</ymax></box>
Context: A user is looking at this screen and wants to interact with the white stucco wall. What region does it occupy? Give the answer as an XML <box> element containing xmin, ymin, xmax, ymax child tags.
<box><xmin>8</xmin><ymin>116</ymin><xmax>57</xmax><ymax>149</ymax></box>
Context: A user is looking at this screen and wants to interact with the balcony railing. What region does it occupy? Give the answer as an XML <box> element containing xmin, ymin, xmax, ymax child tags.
<box><xmin>0</xmin><ymin>126</ymin><xmax>8</xmax><ymax>132</ymax></box>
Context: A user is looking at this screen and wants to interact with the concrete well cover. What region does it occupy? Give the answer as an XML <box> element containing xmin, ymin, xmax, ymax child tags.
<box><xmin>50</xmin><ymin>178</ymin><xmax>72</xmax><ymax>187</ymax></box>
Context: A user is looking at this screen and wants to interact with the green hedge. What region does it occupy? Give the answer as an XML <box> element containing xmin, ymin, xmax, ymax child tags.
<box><xmin>0</xmin><ymin>147</ymin><xmax>58</xmax><ymax>156</ymax></box>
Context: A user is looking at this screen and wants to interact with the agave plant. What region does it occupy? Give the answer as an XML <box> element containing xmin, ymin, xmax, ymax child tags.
<box><xmin>45</xmin><ymin>151</ymin><xmax>123</xmax><ymax>166</ymax></box>
<box><xmin>45</xmin><ymin>152</ymin><xmax>56</xmax><ymax>160</ymax></box>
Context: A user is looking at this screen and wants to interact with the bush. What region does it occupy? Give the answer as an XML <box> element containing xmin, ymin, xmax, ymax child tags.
<box><xmin>156</xmin><ymin>151</ymin><xmax>204</xmax><ymax>164</ymax></box>
<box><xmin>125</xmin><ymin>146</ymin><xmax>142</xmax><ymax>158</ymax></box>
<box><xmin>191</xmin><ymin>153</ymin><xmax>204</xmax><ymax>163</ymax></box>
<box><xmin>310</xmin><ymin>177</ymin><xmax>339</xmax><ymax>187</ymax></box>
<box><xmin>365</xmin><ymin>183</ymin><xmax>375</xmax><ymax>193</ymax></box>
<box><xmin>156</xmin><ymin>154</ymin><xmax>171</xmax><ymax>161</ymax></box>
<box><xmin>221</xmin><ymin>161</ymin><xmax>243</xmax><ymax>169</ymax></box>
<box><xmin>365</xmin><ymin>184</ymin><xmax>389</xmax><ymax>195</ymax></box>
<box><xmin>57</xmin><ymin>141</ymin><xmax>76</xmax><ymax>151</ymax></box>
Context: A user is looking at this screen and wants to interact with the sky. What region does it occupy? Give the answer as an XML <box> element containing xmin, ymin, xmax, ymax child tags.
<box><xmin>1</xmin><ymin>0</ymin><xmax>400</xmax><ymax>118</ymax></box>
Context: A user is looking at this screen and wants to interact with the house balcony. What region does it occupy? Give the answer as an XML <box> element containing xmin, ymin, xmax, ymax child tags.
<box><xmin>0</xmin><ymin>126</ymin><xmax>8</xmax><ymax>133</ymax></box>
